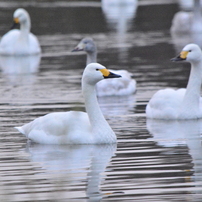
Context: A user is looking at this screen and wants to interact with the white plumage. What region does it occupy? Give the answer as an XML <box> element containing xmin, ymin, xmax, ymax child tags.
<box><xmin>146</xmin><ymin>43</ymin><xmax>202</xmax><ymax>120</ymax></box>
<box><xmin>171</xmin><ymin>0</ymin><xmax>202</xmax><ymax>34</ymax></box>
<box><xmin>15</xmin><ymin>63</ymin><xmax>121</xmax><ymax>144</ymax></box>
<box><xmin>72</xmin><ymin>37</ymin><xmax>136</xmax><ymax>96</ymax></box>
<box><xmin>0</xmin><ymin>8</ymin><xmax>41</xmax><ymax>55</ymax></box>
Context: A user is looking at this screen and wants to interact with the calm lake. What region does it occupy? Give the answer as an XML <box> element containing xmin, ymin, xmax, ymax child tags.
<box><xmin>0</xmin><ymin>0</ymin><xmax>202</xmax><ymax>201</ymax></box>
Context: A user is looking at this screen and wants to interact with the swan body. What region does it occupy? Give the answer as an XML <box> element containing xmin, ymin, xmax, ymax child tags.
<box><xmin>72</xmin><ymin>37</ymin><xmax>136</xmax><ymax>96</ymax></box>
<box><xmin>170</xmin><ymin>11</ymin><xmax>193</xmax><ymax>34</ymax></box>
<box><xmin>15</xmin><ymin>63</ymin><xmax>121</xmax><ymax>144</ymax></box>
<box><xmin>146</xmin><ymin>43</ymin><xmax>202</xmax><ymax>120</ymax></box>
<box><xmin>0</xmin><ymin>8</ymin><xmax>41</xmax><ymax>55</ymax></box>
<box><xmin>171</xmin><ymin>1</ymin><xmax>202</xmax><ymax>34</ymax></box>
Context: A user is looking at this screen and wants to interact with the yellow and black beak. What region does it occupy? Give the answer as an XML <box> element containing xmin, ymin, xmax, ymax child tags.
<box><xmin>99</xmin><ymin>69</ymin><xmax>121</xmax><ymax>79</ymax></box>
<box><xmin>11</xmin><ymin>18</ymin><xmax>20</xmax><ymax>29</ymax></box>
<box><xmin>171</xmin><ymin>51</ymin><xmax>189</xmax><ymax>62</ymax></box>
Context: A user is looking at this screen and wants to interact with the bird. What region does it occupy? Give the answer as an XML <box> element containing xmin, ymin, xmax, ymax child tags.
<box><xmin>15</xmin><ymin>63</ymin><xmax>121</xmax><ymax>144</ymax></box>
<box><xmin>146</xmin><ymin>43</ymin><xmax>202</xmax><ymax>120</ymax></box>
<box><xmin>0</xmin><ymin>8</ymin><xmax>41</xmax><ymax>55</ymax></box>
<box><xmin>72</xmin><ymin>37</ymin><xmax>136</xmax><ymax>96</ymax></box>
<box><xmin>170</xmin><ymin>0</ymin><xmax>202</xmax><ymax>35</ymax></box>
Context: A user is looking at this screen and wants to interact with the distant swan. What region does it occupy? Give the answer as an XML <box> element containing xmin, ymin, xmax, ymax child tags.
<box><xmin>170</xmin><ymin>0</ymin><xmax>202</xmax><ymax>34</ymax></box>
<box><xmin>15</xmin><ymin>63</ymin><xmax>121</xmax><ymax>144</ymax></box>
<box><xmin>72</xmin><ymin>37</ymin><xmax>136</xmax><ymax>96</ymax></box>
<box><xmin>146</xmin><ymin>43</ymin><xmax>202</xmax><ymax>120</ymax></box>
<box><xmin>0</xmin><ymin>8</ymin><xmax>41</xmax><ymax>55</ymax></box>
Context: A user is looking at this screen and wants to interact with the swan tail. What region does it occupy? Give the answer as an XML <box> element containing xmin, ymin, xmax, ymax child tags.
<box><xmin>14</xmin><ymin>126</ymin><xmax>26</xmax><ymax>135</ymax></box>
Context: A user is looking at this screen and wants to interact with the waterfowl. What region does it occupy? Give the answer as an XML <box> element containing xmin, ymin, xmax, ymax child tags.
<box><xmin>0</xmin><ymin>8</ymin><xmax>41</xmax><ymax>55</ymax></box>
<box><xmin>170</xmin><ymin>0</ymin><xmax>202</xmax><ymax>34</ymax></box>
<box><xmin>72</xmin><ymin>37</ymin><xmax>136</xmax><ymax>96</ymax></box>
<box><xmin>15</xmin><ymin>63</ymin><xmax>121</xmax><ymax>144</ymax></box>
<box><xmin>146</xmin><ymin>43</ymin><xmax>202</xmax><ymax>120</ymax></box>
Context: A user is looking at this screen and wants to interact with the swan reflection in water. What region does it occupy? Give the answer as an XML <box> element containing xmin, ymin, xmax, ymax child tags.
<box><xmin>0</xmin><ymin>54</ymin><xmax>41</xmax><ymax>74</ymax></box>
<box><xmin>98</xmin><ymin>94</ymin><xmax>136</xmax><ymax>116</ymax></box>
<box><xmin>101</xmin><ymin>0</ymin><xmax>138</xmax><ymax>60</ymax></box>
<box><xmin>0</xmin><ymin>54</ymin><xmax>41</xmax><ymax>85</ymax></box>
<box><xmin>147</xmin><ymin>119</ymin><xmax>202</xmax><ymax>200</ymax></box>
<box><xmin>101</xmin><ymin>0</ymin><xmax>138</xmax><ymax>32</ymax></box>
<box><xmin>25</xmin><ymin>143</ymin><xmax>116</xmax><ymax>201</ymax></box>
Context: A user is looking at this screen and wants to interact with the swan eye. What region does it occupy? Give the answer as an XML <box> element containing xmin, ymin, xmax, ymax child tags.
<box><xmin>189</xmin><ymin>50</ymin><xmax>192</xmax><ymax>52</ymax></box>
<box><xmin>96</xmin><ymin>69</ymin><xmax>99</xmax><ymax>71</ymax></box>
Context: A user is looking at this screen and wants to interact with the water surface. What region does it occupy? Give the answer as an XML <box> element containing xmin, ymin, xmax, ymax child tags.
<box><xmin>0</xmin><ymin>1</ymin><xmax>202</xmax><ymax>201</ymax></box>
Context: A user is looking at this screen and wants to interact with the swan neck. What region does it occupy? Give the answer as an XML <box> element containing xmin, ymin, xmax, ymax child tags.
<box><xmin>181</xmin><ymin>60</ymin><xmax>202</xmax><ymax>112</ymax></box>
<box><xmin>86</xmin><ymin>50</ymin><xmax>97</xmax><ymax>65</ymax></box>
<box><xmin>20</xmin><ymin>18</ymin><xmax>31</xmax><ymax>36</ymax></box>
<box><xmin>82</xmin><ymin>83</ymin><xmax>106</xmax><ymax>125</ymax></box>
<box><xmin>186</xmin><ymin>60</ymin><xmax>202</xmax><ymax>93</ymax></box>
<box><xmin>82</xmin><ymin>82</ymin><xmax>116</xmax><ymax>143</ymax></box>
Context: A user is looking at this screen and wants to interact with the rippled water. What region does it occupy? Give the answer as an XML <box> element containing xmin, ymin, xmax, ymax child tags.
<box><xmin>0</xmin><ymin>0</ymin><xmax>202</xmax><ymax>201</ymax></box>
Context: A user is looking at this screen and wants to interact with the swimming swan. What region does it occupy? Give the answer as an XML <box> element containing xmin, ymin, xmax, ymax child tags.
<box><xmin>0</xmin><ymin>8</ymin><xmax>41</xmax><ymax>55</ymax></box>
<box><xmin>146</xmin><ymin>43</ymin><xmax>202</xmax><ymax>120</ymax></box>
<box><xmin>72</xmin><ymin>37</ymin><xmax>136</xmax><ymax>96</ymax></box>
<box><xmin>170</xmin><ymin>0</ymin><xmax>202</xmax><ymax>34</ymax></box>
<box><xmin>15</xmin><ymin>63</ymin><xmax>121</xmax><ymax>144</ymax></box>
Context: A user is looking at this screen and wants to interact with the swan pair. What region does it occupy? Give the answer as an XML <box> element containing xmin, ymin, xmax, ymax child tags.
<box><xmin>72</xmin><ymin>37</ymin><xmax>136</xmax><ymax>97</ymax></box>
<box><xmin>15</xmin><ymin>63</ymin><xmax>121</xmax><ymax>144</ymax></box>
<box><xmin>0</xmin><ymin>8</ymin><xmax>41</xmax><ymax>55</ymax></box>
<box><xmin>146</xmin><ymin>43</ymin><xmax>202</xmax><ymax>120</ymax></box>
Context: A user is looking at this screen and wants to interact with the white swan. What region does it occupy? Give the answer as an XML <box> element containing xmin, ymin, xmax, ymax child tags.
<box><xmin>171</xmin><ymin>0</ymin><xmax>202</xmax><ymax>34</ymax></box>
<box><xmin>15</xmin><ymin>63</ymin><xmax>121</xmax><ymax>144</ymax></box>
<box><xmin>0</xmin><ymin>8</ymin><xmax>41</xmax><ymax>55</ymax></box>
<box><xmin>72</xmin><ymin>37</ymin><xmax>136</xmax><ymax>96</ymax></box>
<box><xmin>146</xmin><ymin>43</ymin><xmax>202</xmax><ymax>120</ymax></box>
<box><xmin>178</xmin><ymin>0</ymin><xmax>202</xmax><ymax>11</ymax></box>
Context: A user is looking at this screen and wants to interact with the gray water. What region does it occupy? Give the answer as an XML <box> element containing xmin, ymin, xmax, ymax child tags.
<box><xmin>0</xmin><ymin>0</ymin><xmax>202</xmax><ymax>201</ymax></box>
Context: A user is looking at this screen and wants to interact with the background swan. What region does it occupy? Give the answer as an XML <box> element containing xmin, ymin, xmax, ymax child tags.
<box><xmin>170</xmin><ymin>0</ymin><xmax>202</xmax><ymax>52</ymax></box>
<box><xmin>178</xmin><ymin>0</ymin><xmax>202</xmax><ymax>11</ymax></box>
<box><xmin>171</xmin><ymin>0</ymin><xmax>202</xmax><ymax>34</ymax></box>
<box><xmin>72</xmin><ymin>37</ymin><xmax>136</xmax><ymax>96</ymax></box>
<box><xmin>0</xmin><ymin>8</ymin><xmax>41</xmax><ymax>55</ymax></box>
<box><xmin>15</xmin><ymin>63</ymin><xmax>121</xmax><ymax>144</ymax></box>
<box><xmin>146</xmin><ymin>43</ymin><xmax>202</xmax><ymax>120</ymax></box>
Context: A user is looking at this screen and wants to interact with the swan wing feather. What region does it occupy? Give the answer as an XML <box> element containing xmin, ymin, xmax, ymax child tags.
<box><xmin>15</xmin><ymin>111</ymin><xmax>93</xmax><ymax>144</ymax></box>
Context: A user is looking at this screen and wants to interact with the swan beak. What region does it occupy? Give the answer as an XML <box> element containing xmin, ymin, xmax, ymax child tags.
<box><xmin>14</xmin><ymin>18</ymin><xmax>19</xmax><ymax>24</ymax></box>
<box><xmin>72</xmin><ymin>43</ymin><xmax>84</xmax><ymax>52</ymax></box>
<box><xmin>100</xmin><ymin>69</ymin><xmax>122</xmax><ymax>79</ymax></box>
<box><xmin>171</xmin><ymin>51</ymin><xmax>189</xmax><ymax>62</ymax></box>
<box><xmin>11</xmin><ymin>18</ymin><xmax>19</xmax><ymax>29</ymax></box>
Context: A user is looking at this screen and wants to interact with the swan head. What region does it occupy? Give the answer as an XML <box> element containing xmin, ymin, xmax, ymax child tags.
<box><xmin>82</xmin><ymin>63</ymin><xmax>121</xmax><ymax>85</ymax></box>
<box><xmin>72</xmin><ymin>37</ymin><xmax>96</xmax><ymax>54</ymax></box>
<box><xmin>171</xmin><ymin>43</ymin><xmax>202</xmax><ymax>63</ymax></box>
<box><xmin>12</xmin><ymin>8</ymin><xmax>30</xmax><ymax>27</ymax></box>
